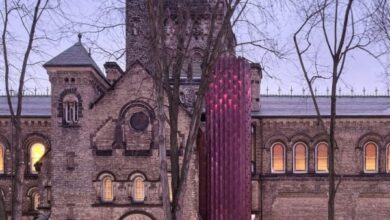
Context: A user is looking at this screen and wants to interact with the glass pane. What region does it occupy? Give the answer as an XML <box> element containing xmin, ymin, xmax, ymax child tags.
<box><xmin>272</xmin><ymin>144</ymin><xmax>284</xmax><ymax>172</ymax></box>
<box><xmin>134</xmin><ymin>178</ymin><xmax>144</xmax><ymax>201</ymax></box>
<box><xmin>388</xmin><ymin>146</ymin><xmax>390</xmax><ymax>172</ymax></box>
<box><xmin>31</xmin><ymin>143</ymin><xmax>45</xmax><ymax>173</ymax></box>
<box><xmin>365</xmin><ymin>143</ymin><xmax>377</xmax><ymax>171</ymax></box>
<box><xmin>0</xmin><ymin>145</ymin><xmax>3</xmax><ymax>173</ymax></box>
<box><xmin>317</xmin><ymin>143</ymin><xmax>328</xmax><ymax>172</ymax></box>
<box><xmin>295</xmin><ymin>144</ymin><xmax>306</xmax><ymax>171</ymax></box>
<box><xmin>103</xmin><ymin>177</ymin><xmax>113</xmax><ymax>201</ymax></box>
<box><xmin>168</xmin><ymin>174</ymin><xmax>173</xmax><ymax>202</ymax></box>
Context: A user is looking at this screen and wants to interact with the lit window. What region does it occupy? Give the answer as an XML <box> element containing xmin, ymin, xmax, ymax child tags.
<box><xmin>168</xmin><ymin>173</ymin><xmax>173</xmax><ymax>202</ymax></box>
<box><xmin>102</xmin><ymin>176</ymin><xmax>113</xmax><ymax>202</ymax></box>
<box><xmin>294</xmin><ymin>143</ymin><xmax>307</xmax><ymax>173</ymax></box>
<box><xmin>364</xmin><ymin>142</ymin><xmax>378</xmax><ymax>173</ymax></box>
<box><xmin>0</xmin><ymin>144</ymin><xmax>4</xmax><ymax>174</ymax></box>
<box><xmin>133</xmin><ymin>177</ymin><xmax>145</xmax><ymax>202</ymax></box>
<box><xmin>63</xmin><ymin>94</ymin><xmax>79</xmax><ymax>124</ymax></box>
<box><xmin>271</xmin><ymin>143</ymin><xmax>285</xmax><ymax>173</ymax></box>
<box><xmin>32</xmin><ymin>192</ymin><xmax>40</xmax><ymax>210</ymax></box>
<box><xmin>30</xmin><ymin>143</ymin><xmax>45</xmax><ymax>174</ymax></box>
<box><xmin>387</xmin><ymin>144</ymin><xmax>390</xmax><ymax>173</ymax></box>
<box><xmin>316</xmin><ymin>142</ymin><xmax>328</xmax><ymax>173</ymax></box>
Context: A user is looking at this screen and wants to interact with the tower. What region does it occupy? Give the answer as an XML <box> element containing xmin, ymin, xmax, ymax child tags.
<box><xmin>43</xmin><ymin>35</ymin><xmax>110</xmax><ymax>219</ymax></box>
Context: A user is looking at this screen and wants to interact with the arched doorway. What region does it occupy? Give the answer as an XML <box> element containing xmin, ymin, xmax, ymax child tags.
<box><xmin>120</xmin><ymin>213</ymin><xmax>154</xmax><ymax>220</ymax></box>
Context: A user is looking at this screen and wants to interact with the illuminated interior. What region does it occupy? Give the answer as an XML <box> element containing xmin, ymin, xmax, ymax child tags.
<box><xmin>365</xmin><ymin>143</ymin><xmax>377</xmax><ymax>172</ymax></box>
<box><xmin>30</xmin><ymin>143</ymin><xmax>45</xmax><ymax>174</ymax></box>
<box><xmin>0</xmin><ymin>144</ymin><xmax>4</xmax><ymax>173</ymax></box>
<box><xmin>103</xmin><ymin>176</ymin><xmax>113</xmax><ymax>201</ymax></box>
<box><xmin>294</xmin><ymin>143</ymin><xmax>307</xmax><ymax>172</ymax></box>
<box><xmin>272</xmin><ymin>143</ymin><xmax>285</xmax><ymax>172</ymax></box>
<box><xmin>316</xmin><ymin>143</ymin><xmax>328</xmax><ymax>172</ymax></box>
<box><xmin>168</xmin><ymin>173</ymin><xmax>173</xmax><ymax>202</ymax></box>
<box><xmin>134</xmin><ymin>177</ymin><xmax>145</xmax><ymax>201</ymax></box>
<box><xmin>388</xmin><ymin>145</ymin><xmax>390</xmax><ymax>172</ymax></box>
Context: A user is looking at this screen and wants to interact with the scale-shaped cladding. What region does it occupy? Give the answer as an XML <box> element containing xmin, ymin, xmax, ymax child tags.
<box><xmin>205</xmin><ymin>55</ymin><xmax>252</xmax><ymax>220</ymax></box>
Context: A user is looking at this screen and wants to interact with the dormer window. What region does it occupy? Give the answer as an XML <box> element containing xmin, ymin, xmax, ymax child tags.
<box><xmin>63</xmin><ymin>94</ymin><xmax>79</xmax><ymax>124</ymax></box>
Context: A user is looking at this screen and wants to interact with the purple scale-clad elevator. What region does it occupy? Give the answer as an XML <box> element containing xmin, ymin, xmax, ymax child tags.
<box><xmin>200</xmin><ymin>55</ymin><xmax>252</xmax><ymax>220</ymax></box>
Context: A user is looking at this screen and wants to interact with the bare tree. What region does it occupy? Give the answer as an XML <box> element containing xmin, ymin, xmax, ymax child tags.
<box><xmin>0</xmin><ymin>0</ymin><xmax>62</xmax><ymax>218</ymax></box>
<box><xmin>71</xmin><ymin>1</ymin><xmax>283</xmax><ymax>219</ymax></box>
<box><xmin>293</xmin><ymin>0</ymin><xmax>385</xmax><ymax>219</ymax></box>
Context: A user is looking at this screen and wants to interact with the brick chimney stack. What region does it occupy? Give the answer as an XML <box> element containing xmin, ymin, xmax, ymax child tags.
<box><xmin>104</xmin><ymin>62</ymin><xmax>123</xmax><ymax>84</ymax></box>
<box><xmin>250</xmin><ymin>63</ymin><xmax>262</xmax><ymax>112</ymax></box>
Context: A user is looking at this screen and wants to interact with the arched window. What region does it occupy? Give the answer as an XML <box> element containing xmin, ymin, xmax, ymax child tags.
<box><xmin>294</xmin><ymin>142</ymin><xmax>308</xmax><ymax>173</ymax></box>
<box><xmin>32</xmin><ymin>192</ymin><xmax>40</xmax><ymax>210</ymax></box>
<box><xmin>364</xmin><ymin>142</ymin><xmax>378</xmax><ymax>173</ymax></box>
<box><xmin>271</xmin><ymin>143</ymin><xmax>285</xmax><ymax>173</ymax></box>
<box><xmin>30</xmin><ymin>143</ymin><xmax>46</xmax><ymax>174</ymax></box>
<box><xmin>0</xmin><ymin>144</ymin><xmax>4</xmax><ymax>174</ymax></box>
<box><xmin>63</xmin><ymin>94</ymin><xmax>79</xmax><ymax>124</ymax></box>
<box><xmin>102</xmin><ymin>176</ymin><xmax>114</xmax><ymax>202</ymax></box>
<box><xmin>133</xmin><ymin>177</ymin><xmax>145</xmax><ymax>202</ymax></box>
<box><xmin>251</xmin><ymin>125</ymin><xmax>256</xmax><ymax>174</ymax></box>
<box><xmin>316</xmin><ymin>142</ymin><xmax>328</xmax><ymax>173</ymax></box>
<box><xmin>387</xmin><ymin>144</ymin><xmax>390</xmax><ymax>173</ymax></box>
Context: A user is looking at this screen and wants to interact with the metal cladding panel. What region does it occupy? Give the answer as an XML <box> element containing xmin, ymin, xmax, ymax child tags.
<box><xmin>205</xmin><ymin>55</ymin><xmax>251</xmax><ymax>220</ymax></box>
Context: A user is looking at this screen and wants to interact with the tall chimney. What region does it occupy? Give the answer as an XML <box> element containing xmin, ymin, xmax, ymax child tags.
<box><xmin>250</xmin><ymin>63</ymin><xmax>262</xmax><ymax>112</ymax></box>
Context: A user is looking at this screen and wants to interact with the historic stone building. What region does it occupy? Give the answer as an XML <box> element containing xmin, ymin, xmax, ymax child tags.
<box><xmin>1</xmin><ymin>1</ymin><xmax>390</xmax><ymax>220</ymax></box>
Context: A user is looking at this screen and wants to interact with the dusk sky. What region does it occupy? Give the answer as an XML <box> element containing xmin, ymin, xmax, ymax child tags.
<box><xmin>1</xmin><ymin>0</ymin><xmax>389</xmax><ymax>96</ymax></box>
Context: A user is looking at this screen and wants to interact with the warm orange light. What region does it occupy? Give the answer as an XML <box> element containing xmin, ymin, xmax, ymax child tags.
<box><xmin>0</xmin><ymin>145</ymin><xmax>4</xmax><ymax>173</ymax></box>
<box><xmin>272</xmin><ymin>144</ymin><xmax>285</xmax><ymax>172</ymax></box>
<box><xmin>294</xmin><ymin>143</ymin><xmax>307</xmax><ymax>172</ymax></box>
<box><xmin>103</xmin><ymin>177</ymin><xmax>113</xmax><ymax>201</ymax></box>
<box><xmin>388</xmin><ymin>146</ymin><xmax>390</xmax><ymax>172</ymax></box>
<box><xmin>30</xmin><ymin>143</ymin><xmax>45</xmax><ymax>173</ymax></box>
<box><xmin>365</xmin><ymin>143</ymin><xmax>377</xmax><ymax>172</ymax></box>
<box><xmin>317</xmin><ymin>143</ymin><xmax>328</xmax><ymax>172</ymax></box>
<box><xmin>168</xmin><ymin>173</ymin><xmax>173</xmax><ymax>202</ymax></box>
<box><xmin>134</xmin><ymin>177</ymin><xmax>144</xmax><ymax>201</ymax></box>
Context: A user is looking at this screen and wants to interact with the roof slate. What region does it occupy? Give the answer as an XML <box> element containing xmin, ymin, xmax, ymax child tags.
<box><xmin>1</xmin><ymin>95</ymin><xmax>389</xmax><ymax>117</ymax></box>
<box><xmin>43</xmin><ymin>40</ymin><xmax>105</xmax><ymax>78</ymax></box>
<box><xmin>255</xmin><ymin>95</ymin><xmax>390</xmax><ymax>117</ymax></box>
<box><xmin>0</xmin><ymin>96</ymin><xmax>51</xmax><ymax>117</ymax></box>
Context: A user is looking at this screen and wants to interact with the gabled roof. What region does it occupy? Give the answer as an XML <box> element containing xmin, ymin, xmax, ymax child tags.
<box><xmin>43</xmin><ymin>36</ymin><xmax>107</xmax><ymax>83</ymax></box>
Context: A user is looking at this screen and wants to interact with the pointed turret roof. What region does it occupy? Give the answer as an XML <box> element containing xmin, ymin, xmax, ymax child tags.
<box><xmin>43</xmin><ymin>34</ymin><xmax>106</xmax><ymax>80</ymax></box>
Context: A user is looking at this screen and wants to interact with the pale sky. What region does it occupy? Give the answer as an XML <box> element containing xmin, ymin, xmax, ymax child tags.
<box><xmin>1</xmin><ymin>0</ymin><xmax>389</xmax><ymax>96</ymax></box>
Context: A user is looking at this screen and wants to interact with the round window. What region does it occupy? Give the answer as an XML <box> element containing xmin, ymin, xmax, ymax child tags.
<box><xmin>129</xmin><ymin>112</ymin><xmax>149</xmax><ymax>131</ymax></box>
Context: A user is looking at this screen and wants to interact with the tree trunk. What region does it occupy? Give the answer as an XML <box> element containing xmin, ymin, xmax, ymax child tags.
<box><xmin>328</xmin><ymin>69</ymin><xmax>337</xmax><ymax>220</ymax></box>
<box><xmin>12</xmin><ymin>123</ymin><xmax>25</xmax><ymax>220</ymax></box>
<box><xmin>157</xmin><ymin>76</ymin><xmax>172</xmax><ymax>220</ymax></box>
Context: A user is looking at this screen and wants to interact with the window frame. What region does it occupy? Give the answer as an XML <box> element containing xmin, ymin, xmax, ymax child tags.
<box><xmin>271</xmin><ymin>142</ymin><xmax>286</xmax><ymax>174</ymax></box>
<box><xmin>0</xmin><ymin>143</ymin><xmax>4</xmax><ymax>174</ymax></box>
<box><xmin>293</xmin><ymin>142</ymin><xmax>308</xmax><ymax>174</ymax></box>
<box><xmin>63</xmin><ymin>94</ymin><xmax>79</xmax><ymax>124</ymax></box>
<box><xmin>102</xmin><ymin>175</ymin><xmax>114</xmax><ymax>202</ymax></box>
<box><xmin>29</xmin><ymin>143</ymin><xmax>46</xmax><ymax>174</ymax></box>
<box><xmin>363</xmin><ymin>142</ymin><xmax>378</xmax><ymax>173</ymax></box>
<box><xmin>387</xmin><ymin>144</ymin><xmax>390</xmax><ymax>173</ymax></box>
<box><xmin>133</xmin><ymin>176</ymin><xmax>145</xmax><ymax>202</ymax></box>
<box><xmin>315</xmin><ymin>142</ymin><xmax>329</xmax><ymax>174</ymax></box>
